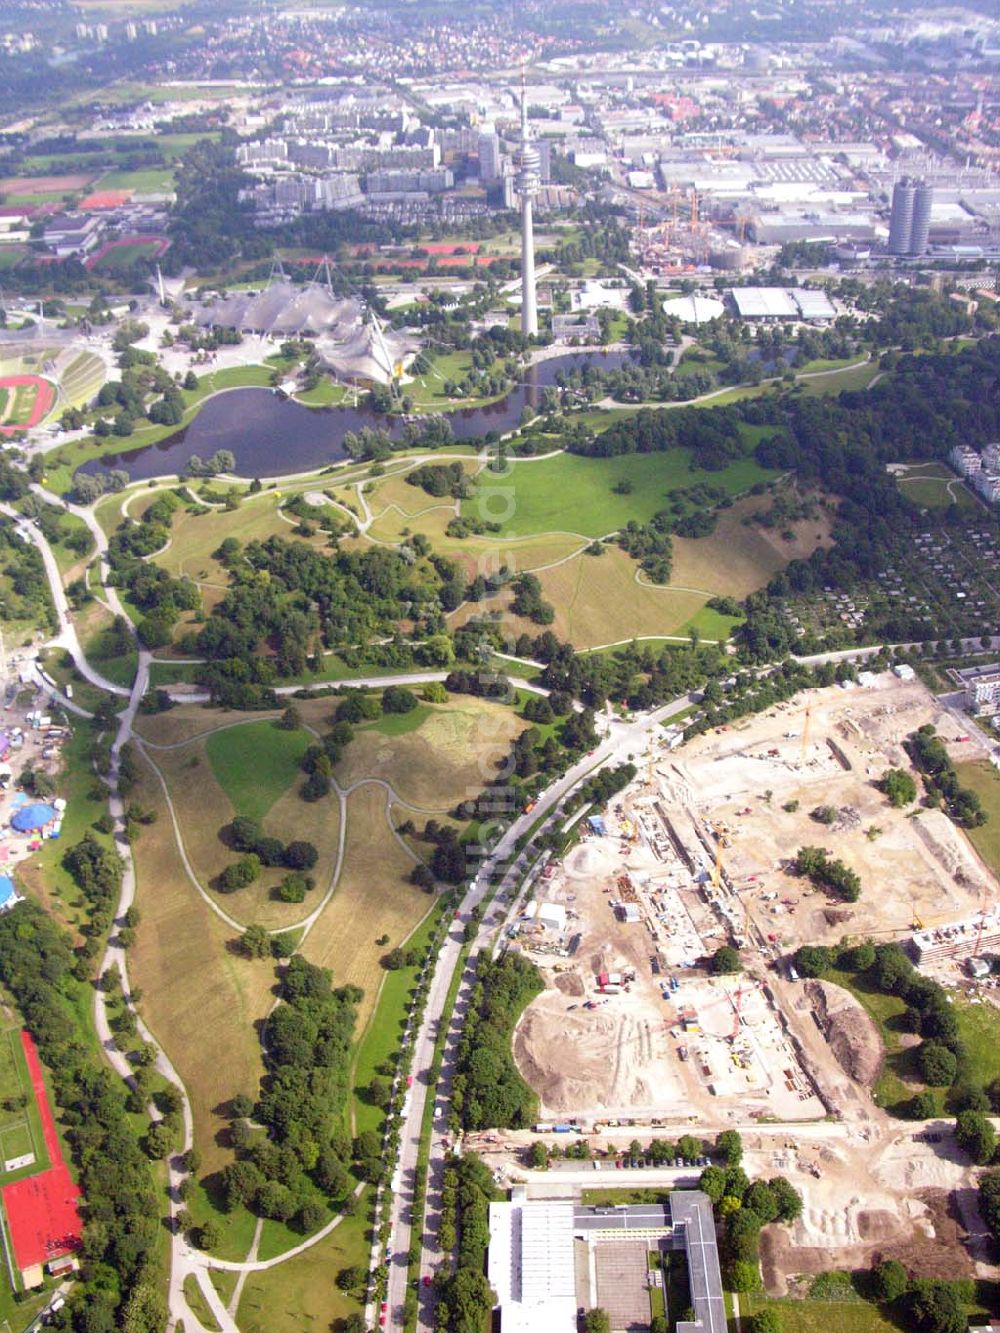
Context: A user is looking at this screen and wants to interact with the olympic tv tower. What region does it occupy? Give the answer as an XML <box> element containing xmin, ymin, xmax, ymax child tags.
<box><xmin>514</xmin><ymin>72</ymin><xmax>540</xmax><ymax>337</ymax></box>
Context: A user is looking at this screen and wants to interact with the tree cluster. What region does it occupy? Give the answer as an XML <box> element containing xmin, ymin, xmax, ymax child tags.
<box><xmin>452</xmin><ymin>953</ymin><xmax>544</xmax><ymax>1130</ymax></box>
<box><xmin>219</xmin><ymin>954</ymin><xmax>359</xmax><ymax>1231</ymax></box>
<box><xmin>698</xmin><ymin>1158</ymin><xmax>801</xmax><ymax>1292</ymax></box>
<box><xmin>223</xmin><ymin>814</ymin><xmax>319</xmax><ymax>889</ymax></box>
<box><xmin>907</xmin><ymin>724</ymin><xmax>987</xmax><ymax>828</ymax></box>
<box><xmin>793</xmin><ymin>845</ymin><xmax>861</xmax><ymax>902</ymax></box>
<box><xmin>0</xmin><ymin>901</ymin><xmax>162</xmax><ymax>1331</ymax></box>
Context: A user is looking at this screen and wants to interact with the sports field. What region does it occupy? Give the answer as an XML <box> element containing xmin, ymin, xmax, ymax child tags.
<box><xmin>0</xmin><ymin>1026</ymin><xmax>42</xmax><ymax>1179</ymax></box>
<box><xmin>0</xmin><ymin>375</ymin><xmax>55</xmax><ymax>434</ymax></box>
<box><xmin>86</xmin><ymin>234</ymin><xmax>169</xmax><ymax>272</ymax></box>
<box><xmin>95</xmin><ymin>167</ymin><xmax>176</xmax><ymax>192</ymax></box>
<box><xmin>0</xmin><ymin>1032</ymin><xmax>82</xmax><ymax>1278</ymax></box>
<box><xmin>0</xmin><ymin>173</ymin><xmax>95</xmax><ymax>196</ymax></box>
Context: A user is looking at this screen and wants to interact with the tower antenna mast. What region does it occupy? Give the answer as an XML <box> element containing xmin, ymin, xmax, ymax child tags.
<box><xmin>515</xmin><ymin>65</ymin><xmax>539</xmax><ymax>337</ymax></box>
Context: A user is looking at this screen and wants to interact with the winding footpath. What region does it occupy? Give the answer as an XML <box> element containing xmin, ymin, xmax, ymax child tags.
<box><xmin>14</xmin><ymin>477</ymin><xmax>987</xmax><ymax>1332</ymax></box>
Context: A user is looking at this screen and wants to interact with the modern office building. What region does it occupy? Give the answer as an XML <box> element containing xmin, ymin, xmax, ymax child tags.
<box><xmin>889</xmin><ymin>177</ymin><xmax>934</xmax><ymax>255</ymax></box>
<box><xmin>479</xmin><ymin>128</ymin><xmax>502</xmax><ymax>183</ymax></box>
<box><xmin>910</xmin><ymin>180</ymin><xmax>933</xmax><ymax>256</ymax></box>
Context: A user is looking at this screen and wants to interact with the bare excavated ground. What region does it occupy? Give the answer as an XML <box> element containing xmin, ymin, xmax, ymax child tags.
<box><xmin>506</xmin><ymin>673</ymin><xmax>1000</xmax><ymax>1289</ymax></box>
<box><xmin>512</xmin><ymin>799</ymin><xmax>824</xmax><ymax>1123</ymax></box>
<box><xmin>662</xmin><ymin>675</ymin><xmax>995</xmax><ymax>952</ymax></box>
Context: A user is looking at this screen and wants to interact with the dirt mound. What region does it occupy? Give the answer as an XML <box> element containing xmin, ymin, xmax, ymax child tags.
<box><xmin>565</xmin><ymin>843</ymin><xmax>603</xmax><ymax>877</ymax></box>
<box><xmin>513</xmin><ymin>994</ymin><xmax>681</xmax><ymax>1115</ymax></box>
<box><xmin>857</xmin><ymin>1209</ymin><xmax>900</xmax><ymax>1241</ymax></box>
<box><xmin>555</xmin><ymin>972</ymin><xmax>585</xmax><ymax>996</ymax></box>
<box><xmin>822</xmin><ymin>907</ymin><xmax>855</xmax><ymax>928</ymax></box>
<box><xmin>805</xmin><ymin>980</ymin><xmax>883</xmax><ymax>1087</ymax></box>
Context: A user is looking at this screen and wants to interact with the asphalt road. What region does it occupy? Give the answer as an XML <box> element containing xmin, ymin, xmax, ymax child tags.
<box><xmin>382</xmin><ymin>690</ymin><xmax>700</xmax><ymax>1329</ymax></box>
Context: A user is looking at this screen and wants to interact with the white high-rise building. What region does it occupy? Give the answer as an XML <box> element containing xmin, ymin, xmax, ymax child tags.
<box><xmin>478</xmin><ymin>127</ymin><xmax>502</xmax><ymax>183</ymax></box>
<box><xmin>514</xmin><ymin>80</ymin><xmax>540</xmax><ymax>338</ymax></box>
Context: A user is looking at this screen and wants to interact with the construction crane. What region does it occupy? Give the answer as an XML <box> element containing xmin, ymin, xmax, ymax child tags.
<box><xmin>845</xmin><ymin>910</ymin><xmax>955</xmax><ymax>943</ymax></box>
<box><xmin>800</xmin><ymin>702</ymin><xmax>812</xmax><ymax>764</ymax></box>
<box><xmin>974</xmin><ymin>888</ymin><xmax>990</xmax><ymax>956</ymax></box>
<box><xmin>730</xmin><ymin>984</ymin><xmax>748</xmax><ymax>1038</ymax></box>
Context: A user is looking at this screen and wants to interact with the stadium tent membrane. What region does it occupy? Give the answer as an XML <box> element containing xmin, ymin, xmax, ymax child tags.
<box><xmin>316</xmin><ymin>322</ymin><xmax>420</xmax><ymax>386</ymax></box>
<box><xmin>195</xmin><ymin>284</ymin><xmax>365</xmax><ymax>338</ymax></box>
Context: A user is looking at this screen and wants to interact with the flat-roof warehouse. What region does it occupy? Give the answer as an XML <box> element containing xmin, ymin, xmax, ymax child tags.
<box><xmin>729</xmin><ymin>287</ymin><xmax>836</xmax><ymax>321</ymax></box>
<box><xmin>489</xmin><ymin>1192</ymin><xmax>724</xmax><ymax>1333</ymax></box>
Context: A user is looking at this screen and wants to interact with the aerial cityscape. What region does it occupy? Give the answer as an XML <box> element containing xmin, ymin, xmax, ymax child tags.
<box><xmin>0</xmin><ymin>1</ymin><xmax>1000</xmax><ymax>1332</ymax></box>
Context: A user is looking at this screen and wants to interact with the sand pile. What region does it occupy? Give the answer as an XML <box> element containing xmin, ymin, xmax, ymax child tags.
<box><xmin>805</xmin><ymin>980</ymin><xmax>883</xmax><ymax>1087</ymax></box>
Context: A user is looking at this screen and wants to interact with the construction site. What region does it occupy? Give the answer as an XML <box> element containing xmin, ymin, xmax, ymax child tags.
<box><xmin>477</xmin><ymin>672</ymin><xmax>1000</xmax><ymax>1297</ymax></box>
<box><xmin>511</xmin><ymin>671</ymin><xmax>1000</xmax><ymax>1128</ymax></box>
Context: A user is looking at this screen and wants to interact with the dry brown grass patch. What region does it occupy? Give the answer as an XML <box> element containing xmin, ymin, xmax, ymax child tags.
<box><xmin>128</xmin><ymin>756</ymin><xmax>273</xmax><ymax>1173</ymax></box>
<box><xmin>334</xmin><ymin>701</ymin><xmax>524</xmax><ymax>810</ymax></box>
<box><xmin>301</xmin><ymin>784</ymin><xmax>430</xmax><ymax>1032</ymax></box>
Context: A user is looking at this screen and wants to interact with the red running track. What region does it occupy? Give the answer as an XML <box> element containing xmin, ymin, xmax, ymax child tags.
<box><xmin>0</xmin><ymin>375</ymin><xmax>55</xmax><ymax>435</ymax></box>
<box><xmin>1</xmin><ymin>1031</ymin><xmax>82</xmax><ymax>1273</ymax></box>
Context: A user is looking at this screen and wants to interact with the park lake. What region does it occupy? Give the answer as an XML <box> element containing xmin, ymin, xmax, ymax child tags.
<box><xmin>83</xmin><ymin>349</ymin><xmax>632</xmax><ymax>480</ymax></box>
